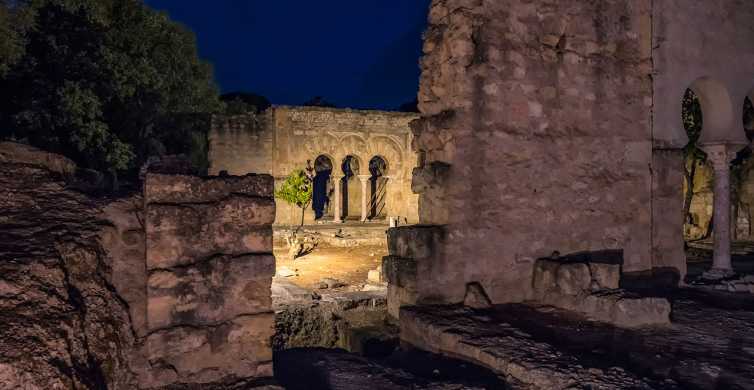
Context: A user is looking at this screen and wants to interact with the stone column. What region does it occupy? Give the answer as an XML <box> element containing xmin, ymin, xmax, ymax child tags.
<box><xmin>359</xmin><ymin>174</ymin><xmax>371</xmax><ymax>222</ymax></box>
<box><xmin>332</xmin><ymin>174</ymin><xmax>343</xmax><ymax>222</ymax></box>
<box><xmin>704</xmin><ymin>144</ymin><xmax>738</xmax><ymax>278</ymax></box>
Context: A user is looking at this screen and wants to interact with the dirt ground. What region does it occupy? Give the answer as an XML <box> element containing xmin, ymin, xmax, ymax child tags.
<box><xmin>275</xmin><ymin>245</ymin><xmax>387</xmax><ymax>290</ymax></box>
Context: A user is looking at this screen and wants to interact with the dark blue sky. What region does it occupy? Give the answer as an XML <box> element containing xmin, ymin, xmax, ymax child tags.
<box><xmin>144</xmin><ymin>0</ymin><xmax>431</xmax><ymax>110</ymax></box>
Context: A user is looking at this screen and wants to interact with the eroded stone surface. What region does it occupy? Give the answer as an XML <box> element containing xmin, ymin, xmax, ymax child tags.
<box><xmin>0</xmin><ymin>144</ymin><xmax>138</xmax><ymax>389</ymax></box>
<box><xmin>147</xmin><ymin>254</ymin><xmax>274</xmax><ymax>330</ymax></box>
<box><xmin>401</xmin><ymin>305</ymin><xmax>663</xmax><ymax>389</ymax></box>
<box><xmin>532</xmin><ymin>258</ymin><xmax>670</xmax><ymax>327</ymax></box>
<box><xmin>145</xmin><ymin>173</ymin><xmax>273</xmax><ymax>203</ymax></box>
<box><xmin>145</xmin><ymin>314</ymin><xmax>275</xmax><ymax>386</ymax></box>
<box><xmin>143</xmin><ymin>173</ymin><xmax>276</xmax><ymax>388</ymax></box>
<box><xmin>146</xmin><ymin>197</ymin><xmax>274</xmax><ymax>270</ymax></box>
<box><xmin>402</xmin><ymin>289</ymin><xmax>754</xmax><ymax>389</ymax></box>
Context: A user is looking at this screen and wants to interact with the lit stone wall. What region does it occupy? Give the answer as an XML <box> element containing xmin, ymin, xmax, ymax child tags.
<box><xmin>142</xmin><ymin>173</ymin><xmax>275</xmax><ymax>387</ymax></box>
<box><xmin>209</xmin><ymin>106</ymin><xmax>420</xmax><ymax>225</ymax></box>
<box><xmin>410</xmin><ymin>0</ymin><xmax>659</xmax><ymax>304</ymax></box>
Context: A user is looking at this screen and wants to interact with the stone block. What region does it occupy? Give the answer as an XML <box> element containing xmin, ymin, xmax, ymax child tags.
<box><xmin>145</xmin><ymin>173</ymin><xmax>273</xmax><ymax>203</ymax></box>
<box><xmin>463</xmin><ymin>282</ymin><xmax>492</xmax><ymax>309</ymax></box>
<box><xmin>145</xmin><ymin>313</ymin><xmax>274</xmax><ymax>387</ymax></box>
<box><xmin>532</xmin><ymin>260</ymin><xmax>559</xmax><ymax>297</ymax></box>
<box><xmin>382</xmin><ymin>256</ymin><xmax>417</xmax><ymax>288</ymax></box>
<box><xmin>0</xmin><ymin>141</ymin><xmax>76</xmax><ymax>176</ymax></box>
<box><xmin>588</xmin><ymin>263</ymin><xmax>621</xmax><ymax>290</ymax></box>
<box><xmin>555</xmin><ymin>263</ymin><xmax>591</xmax><ymax>295</ymax></box>
<box><xmin>386</xmin><ymin>225</ymin><xmax>444</xmax><ymax>260</ymax></box>
<box><xmin>387</xmin><ymin>283</ymin><xmax>418</xmax><ymax>320</ymax></box>
<box><xmin>610</xmin><ymin>296</ymin><xmax>671</xmax><ymax>328</ymax></box>
<box><xmin>146</xmin><ymin>199</ymin><xmax>273</xmax><ymax>269</ymax></box>
<box><xmin>147</xmin><ymin>254</ymin><xmax>274</xmax><ymax>330</ymax></box>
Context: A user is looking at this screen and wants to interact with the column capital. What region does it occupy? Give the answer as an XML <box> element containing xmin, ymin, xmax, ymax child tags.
<box><xmin>357</xmin><ymin>174</ymin><xmax>371</xmax><ymax>182</ymax></box>
<box><xmin>701</xmin><ymin>143</ymin><xmax>741</xmax><ymax>170</ymax></box>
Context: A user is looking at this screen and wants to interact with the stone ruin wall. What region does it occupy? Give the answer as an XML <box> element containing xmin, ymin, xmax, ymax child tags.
<box><xmin>140</xmin><ymin>173</ymin><xmax>276</xmax><ymax>387</ymax></box>
<box><xmin>209</xmin><ymin>106</ymin><xmax>421</xmax><ymax>226</ymax></box>
<box><xmin>0</xmin><ymin>142</ymin><xmax>277</xmax><ymax>389</ymax></box>
<box><xmin>409</xmin><ymin>0</ymin><xmax>658</xmax><ymax>305</ymax></box>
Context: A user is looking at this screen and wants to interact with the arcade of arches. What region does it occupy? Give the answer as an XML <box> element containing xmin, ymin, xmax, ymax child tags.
<box><xmin>208</xmin><ymin>105</ymin><xmax>419</xmax><ymax>226</ymax></box>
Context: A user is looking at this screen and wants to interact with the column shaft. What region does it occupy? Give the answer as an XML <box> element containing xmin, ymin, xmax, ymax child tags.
<box><xmin>712</xmin><ymin>164</ymin><xmax>732</xmax><ymax>271</ymax></box>
<box><xmin>332</xmin><ymin>175</ymin><xmax>343</xmax><ymax>222</ymax></box>
<box><xmin>359</xmin><ymin>175</ymin><xmax>370</xmax><ymax>222</ymax></box>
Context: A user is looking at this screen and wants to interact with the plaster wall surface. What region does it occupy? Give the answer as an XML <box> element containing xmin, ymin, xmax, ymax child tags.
<box><xmin>652</xmin><ymin>0</ymin><xmax>754</xmax><ymax>148</ymax></box>
<box><xmin>209</xmin><ymin>106</ymin><xmax>420</xmax><ymax>225</ymax></box>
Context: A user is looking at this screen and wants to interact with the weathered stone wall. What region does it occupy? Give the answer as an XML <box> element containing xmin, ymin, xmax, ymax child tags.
<box><xmin>411</xmin><ymin>0</ymin><xmax>657</xmax><ymax>304</ymax></box>
<box><xmin>209</xmin><ymin>106</ymin><xmax>421</xmax><ymax>225</ymax></box>
<box><xmin>142</xmin><ymin>173</ymin><xmax>276</xmax><ymax>387</ymax></box>
<box><xmin>208</xmin><ymin>113</ymin><xmax>273</xmax><ymax>177</ymax></box>
<box><xmin>0</xmin><ymin>142</ymin><xmax>280</xmax><ymax>389</ymax></box>
<box><xmin>0</xmin><ymin>142</ymin><xmax>138</xmax><ymax>389</ymax></box>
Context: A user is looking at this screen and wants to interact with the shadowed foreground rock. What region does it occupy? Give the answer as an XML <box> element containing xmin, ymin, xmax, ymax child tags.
<box><xmin>0</xmin><ymin>143</ymin><xmax>278</xmax><ymax>389</ymax></box>
<box><xmin>0</xmin><ymin>143</ymin><xmax>137</xmax><ymax>389</ymax></box>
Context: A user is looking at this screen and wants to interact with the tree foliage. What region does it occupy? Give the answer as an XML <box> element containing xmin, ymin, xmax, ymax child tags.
<box><xmin>221</xmin><ymin>92</ymin><xmax>271</xmax><ymax>115</ymax></box>
<box><xmin>0</xmin><ymin>0</ymin><xmax>223</xmax><ymax>176</ymax></box>
<box><xmin>275</xmin><ymin>167</ymin><xmax>314</xmax><ymax>228</ymax></box>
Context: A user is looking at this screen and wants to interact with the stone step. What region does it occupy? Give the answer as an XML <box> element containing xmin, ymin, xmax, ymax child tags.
<box><xmin>400</xmin><ymin>305</ymin><xmax>679</xmax><ymax>390</ymax></box>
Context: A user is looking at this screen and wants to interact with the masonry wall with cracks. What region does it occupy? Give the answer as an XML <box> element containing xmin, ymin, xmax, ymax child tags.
<box><xmin>395</xmin><ymin>0</ymin><xmax>754</xmax><ymax>308</ymax></box>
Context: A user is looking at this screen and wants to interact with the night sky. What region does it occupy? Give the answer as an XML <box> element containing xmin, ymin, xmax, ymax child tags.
<box><xmin>144</xmin><ymin>0</ymin><xmax>431</xmax><ymax>110</ymax></box>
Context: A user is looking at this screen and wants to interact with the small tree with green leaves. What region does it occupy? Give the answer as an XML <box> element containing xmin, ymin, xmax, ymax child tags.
<box><xmin>275</xmin><ymin>166</ymin><xmax>314</xmax><ymax>231</ymax></box>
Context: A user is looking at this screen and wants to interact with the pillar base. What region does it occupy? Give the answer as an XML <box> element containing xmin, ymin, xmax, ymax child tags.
<box><xmin>702</xmin><ymin>268</ymin><xmax>736</xmax><ymax>281</ymax></box>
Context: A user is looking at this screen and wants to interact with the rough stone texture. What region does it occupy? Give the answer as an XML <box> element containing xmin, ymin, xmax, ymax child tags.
<box><xmin>145</xmin><ymin>173</ymin><xmax>273</xmax><ymax>203</ymax></box>
<box><xmin>383</xmin><ymin>225</ymin><xmax>448</xmax><ymax>318</ymax></box>
<box><xmin>147</xmin><ymin>254</ymin><xmax>274</xmax><ymax>330</ymax></box>
<box><xmin>143</xmin><ymin>173</ymin><xmax>276</xmax><ymax>388</ymax></box>
<box><xmin>0</xmin><ymin>141</ymin><xmax>77</xmax><ymax>177</ymax></box>
<box><xmin>271</xmin><ymin>279</ymin><xmax>390</xmax><ymax>354</ymax></box>
<box><xmin>462</xmin><ymin>282</ymin><xmax>492</xmax><ymax>309</ymax></box>
<box><xmin>0</xmin><ymin>143</ymin><xmax>138</xmax><ymax>389</ymax></box>
<box><xmin>410</xmin><ymin>0</ymin><xmax>664</xmax><ymax>306</ymax></box>
<box><xmin>400</xmin><ymin>306</ymin><xmax>663</xmax><ymax>389</ymax></box>
<box><xmin>100</xmin><ymin>197</ymin><xmax>148</xmax><ymax>338</ymax></box>
<box><xmin>402</xmin><ymin>290</ymin><xmax>754</xmax><ymax>390</ymax></box>
<box><xmin>382</xmin><ymin>255</ymin><xmax>418</xmax><ymax>319</ymax></box>
<box><xmin>146</xmin><ymin>196</ymin><xmax>274</xmax><ymax>270</ymax></box>
<box><xmin>208</xmin><ymin>106</ymin><xmax>421</xmax><ymax>225</ymax></box>
<box><xmin>401</xmin><ymin>0</ymin><xmax>754</xmax><ymax>310</ymax></box>
<box><xmin>532</xmin><ymin>258</ymin><xmax>670</xmax><ymax>327</ymax></box>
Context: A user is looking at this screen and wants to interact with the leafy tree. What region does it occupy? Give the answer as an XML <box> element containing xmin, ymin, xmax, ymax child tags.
<box><xmin>303</xmin><ymin>96</ymin><xmax>336</xmax><ymax>108</ymax></box>
<box><xmin>0</xmin><ymin>0</ymin><xmax>223</xmax><ymax>182</ymax></box>
<box><xmin>397</xmin><ymin>99</ymin><xmax>419</xmax><ymax>113</ymax></box>
<box><xmin>682</xmin><ymin>89</ymin><xmax>705</xmax><ymax>230</ymax></box>
<box><xmin>221</xmin><ymin>92</ymin><xmax>271</xmax><ymax>114</ymax></box>
<box><xmin>275</xmin><ymin>166</ymin><xmax>314</xmax><ymax>230</ymax></box>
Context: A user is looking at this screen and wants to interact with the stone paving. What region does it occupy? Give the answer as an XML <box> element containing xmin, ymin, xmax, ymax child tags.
<box><xmin>400</xmin><ymin>289</ymin><xmax>754</xmax><ymax>390</ymax></box>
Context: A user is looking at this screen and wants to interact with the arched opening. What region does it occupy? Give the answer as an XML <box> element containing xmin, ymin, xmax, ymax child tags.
<box><xmin>732</xmin><ymin>97</ymin><xmax>754</xmax><ymax>241</ymax></box>
<box><xmin>312</xmin><ymin>155</ymin><xmax>333</xmax><ymax>220</ymax></box>
<box><xmin>682</xmin><ymin>78</ymin><xmax>750</xmax><ymax>278</ymax></box>
<box><xmin>681</xmin><ymin>88</ymin><xmax>710</xmax><ymax>243</ymax></box>
<box><xmin>340</xmin><ymin>155</ymin><xmax>361</xmax><ymax>220</ymax></box>
<box><xmin>368</xmin><ymin>156</ymin><xmax>388</xmax><ymax>220</ymax></box>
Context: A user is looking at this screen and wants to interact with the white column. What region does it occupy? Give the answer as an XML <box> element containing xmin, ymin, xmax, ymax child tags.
<box><xmin>358</xmin><ymin>175</ymin><xmax>370</xmax><ymax>222</ymax></box>
<box><xmin>703</xmin><ymin>144</ymin><xmax>737</xmax><ymax>278</ymax></box>
<box><xmin>332</xmin><ymin>174</ymin><xmax>343</xmax><ymax>223</ymax></box>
